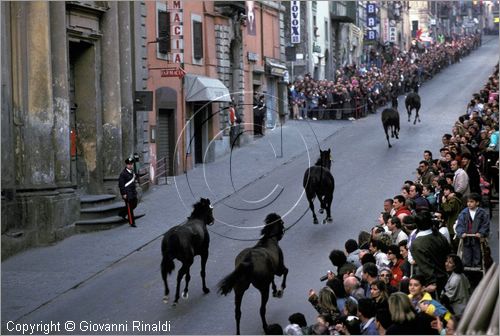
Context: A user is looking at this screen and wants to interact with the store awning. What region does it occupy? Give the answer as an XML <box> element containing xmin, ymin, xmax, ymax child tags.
<box><xmin>265</xmin><ymin>59</ymin><xmax>287</xmax><ymax>77</ymax></box>
<box><xmin>331</xmin><ymin>15</ymin><xmax>355</xmax><ymax>23</ymax></box>
<box><xmin>184</xmin><ymin>74</ymin><xmax>231</xmax><ymax>102</ymax></box>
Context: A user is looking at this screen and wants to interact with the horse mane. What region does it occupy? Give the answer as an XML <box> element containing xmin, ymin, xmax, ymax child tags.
<box><xmin>315</xmin><ymin>157</ymin><xmax>323</xmax><ymax>166</ymax></box>
<box><xmin>189</xmin><ymin>198</ymin><xmax>209</xmax><ymax>220</ymax></box>
<box><xmin>260</xmin><ymin>213</ymin><xmax>283</xmax><ymax>239</ymax></box>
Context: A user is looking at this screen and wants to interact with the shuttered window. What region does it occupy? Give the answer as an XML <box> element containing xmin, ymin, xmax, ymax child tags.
<box><xmin>158</xmin><ymin>11</ymin><xmax>170</xmax><ymax>54</ymax></box>
<box><xmin>193</xmin><ymin>20</ymin><xmax>203</xmax><ymax>59</ymax></box>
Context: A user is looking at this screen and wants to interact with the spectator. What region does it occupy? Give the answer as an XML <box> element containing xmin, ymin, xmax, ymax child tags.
<box><xmin>440</xmin><ymin>254</ymin><xmax>470</xmax><ymax>315</ymax></box>
<box><xmin>416</xmin><ymin>160</ymin><xmax>435</xmax><ymax>186</ymax></box>
<box><xmin>423</xmin><ymin>150</ymin><xmax>434</xmax><ymax>166</ymax></box>
<box><xmin>344</xmin><ymin>276</ymin><xmax>365</xmax><ymax>301</ymax></box>
<box><xmin>370</xmin><ymin>279</ymin><xmax>389</xmax><ymax>312</ymax></box>
<box><xmin>285</xmin><ymin>312</ymin><xmax>308</xmax><ymax>335</ymax></box>
<box><xmin>361</xmin><ymin>262</ymin><xmax>379</xmax><ymax>298</ymax></box>
<box><xmin>410</xmin><ymin>212</ymin><xmax>450</xmax><ymax>295</ymax></box>
<box><xmin>397</xmin><ymin>240</ymin><xmax>412</xmax><ymax>278</ymax></box>
<box><xmin>375</xmin><ymin>308</ymin><xmax>393</xmax><ymax>336</ymax></box>
<box><xmin>409</xmin><ymin>184</ymin><xmax>431</xmax><ymax>213</ymax></box>
<box><xmin>408</xmin><ymin>275</ymin><xmax>452</xmax><ymax>323</ymax></box>
<box><xmin>378</xmin><ymin>266</ymin><xmax>398</xmax><ymax>294</ymax></box>
<box><xmin>383</xmin><ymin>198</ymin><xmax>396</xmax><ymax>216</ymax></box>
<box><xmin>358</xmin><ymin>231</ymin><xmax>372</xmax><ymax>250</ymax></box>
<box><xmin>422</xmin><ymin>184</ymin><xmax>437</xmax><ymax>211</ymax></box>
<box><xmin>345</xmin><ymin>239</ymin><xmax>362</xmax><ymax>268</ymax></box>
<box><xmin>454</xmin><ymin>192</ymin><xmax>490</xmax><ymax>267</ymax></box>
<box><xmin>368</xmin><ymin>238</ymin><xmax>390</xmax><ymax>268</ymax></box>
<box><xmin>450</xmin><ymin>159</ymin><xmax>470</xmax><ymax>196</ymax></box>
<box><xmin>440</xmin><ymin>184</ymin><xmax>463</xmax><ymax>241</ymax></box>
<box><xmin>393</xmin><ymin>195</ymin><xmax>411</xmax><ymax>220</ymax></box>
<box><xmin>385</xmin><ymin>292</ymin><xmax>437</xmax><ymax>335</ymax></box>
<box><xmin>266</xmin><ymin>323</ymin><xmax>283</xmax><ymax>335</ymax></box>
<box><xmin>461</xmin><ymin>152</ymin><xmax>481</xmax><ymax>194</ymax></box>
<box><xmin>386</xmin><ymin>244</ymin><xmax>405</xmax><ymax>287</ymax></box>
<box><xmin>432</xmin><ymin>211</ymin><xmax>451</xmax><ymax>244</ymax></box>
<box><xmin>387</xmin><ymin>216</ymin><xmax>408</xmax><ymax>245</ymax></box>
<box><xmin>329</xmin><ymin>249</ymin><xmax>357</xmax><ymax>279</ymax></box>
<box><xmin>358</xmin><ymin>298</ymin><xmax>378</xmax><ymax>335</ymax></box>
<box><xmin>308</xmin><ymin>287</ymin><xmax>341</xmax><ymax>322</ymax></box>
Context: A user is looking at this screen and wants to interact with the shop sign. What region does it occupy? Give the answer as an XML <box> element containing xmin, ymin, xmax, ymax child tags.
<box><xmin>161</xmin><ymin>66</ymin><xmax>186</xmax><ymax>78</ymax></box>
<box><xmin>291</xmin><ymin>1</ymin><xmax>300</xmax><ymax>44</ymax></box>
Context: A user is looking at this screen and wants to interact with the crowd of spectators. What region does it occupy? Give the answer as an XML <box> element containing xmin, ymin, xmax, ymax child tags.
<box><xmin>269</xmin><ymin>41</ymin><xmax>498</xmax><ymax>336</ymax></box>
<box><xmin>287</xmin><ymin>34</ymin><xmax>482</xmax><ymax>121</ymax></box>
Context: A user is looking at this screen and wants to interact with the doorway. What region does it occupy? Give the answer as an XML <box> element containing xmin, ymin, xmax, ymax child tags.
<box><xmin>158</xmin><ymin>109</ymin><xmax>175</xmax><ymax>176</ymax></box>
<box><xmin>69</xmin><ymin>40</ymin><xmax>98</xmax><ymax>193</ymax></box>
<box><xmin>193</xmin><ymin>103</ymin><xmax>208</xmax><ymax>164</ymax></box>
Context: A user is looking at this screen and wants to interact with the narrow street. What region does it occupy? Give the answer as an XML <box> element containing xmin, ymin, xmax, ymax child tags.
<box><xmin>3</xmin><ymin>38</ymin><xmax>498</xmax><ymax>335</ymax></box>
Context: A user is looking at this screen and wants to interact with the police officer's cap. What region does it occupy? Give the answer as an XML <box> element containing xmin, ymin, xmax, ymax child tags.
<box><xmin>125</xmin><ymin>157</ymin><xmax>134</xmax><ymax>164</ymax></box>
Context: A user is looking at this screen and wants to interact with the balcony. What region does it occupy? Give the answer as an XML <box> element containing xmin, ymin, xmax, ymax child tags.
<box><xmin>214</xmin><ymin>1</ymin><xmax>245</xmax><ymax>16</ymax></box>
<box><xmin>330</xmin><ymin>1</ymin><xmax>355</xmax><ymax>23</ymax></box>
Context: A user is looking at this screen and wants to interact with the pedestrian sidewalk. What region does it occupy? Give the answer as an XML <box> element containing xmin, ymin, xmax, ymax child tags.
<box><xmin>1</xmin><ymin>119</ymin><xmax>351</xmax><ymax>325</ymax></box>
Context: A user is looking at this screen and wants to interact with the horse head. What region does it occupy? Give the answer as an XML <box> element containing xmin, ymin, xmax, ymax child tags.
<box><xmin>190</xmin><ymin>197</ymin><xmax>214</xmax><ymax>225</ymax></box>
<box><xmin>315</xmin><ymin>148</ymin><xmax>332</xmax><ymax>170</ymax></box>
<box><xmin>261</xmin><ymin>213</ymin><xmax>285</xmax><ymax>241</ymax></box>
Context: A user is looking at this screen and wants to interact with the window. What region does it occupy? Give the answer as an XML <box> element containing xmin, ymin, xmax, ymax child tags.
<box><xmin>193</xmin><ymin>20</ymin><xmax>203</xmax><ymax>59</ymax></box>
<box><xmin>158</xmin><ymin>10</ymin><xmax>170</xmax><ymax>54</ymax></box>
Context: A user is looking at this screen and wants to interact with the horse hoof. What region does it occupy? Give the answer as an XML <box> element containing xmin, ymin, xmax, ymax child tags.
<box><xmin>163</xmin><ymin>296</ymin><xmax>169</xmax><ymax>304</ymax></box>
<box><xmin>172</xmin><ymin>302</ymin><xmax>177</xmax><ymax>307</ymax></box>
<box><xmin>182</xmin><ymin>292</ymin><xmax>189</xmax><ymax>299</ymax></box>
<box><xmin>203</xmin><ymin>287</ymin><xmax>210</xmax><ymax>294</ymax></box>
<box><xmin>313</xmin><ymin>219</ymin><xmax>319</xmax><ymax>224</ymax></box>
<box><xmin>388</xmin><ymin>144</ymin><xmax>392</xmax><ymax>148</ymax></box>
<box><xmin>318</xmin><ymin>208</ymin><xmax>324</xmax><ymax>214</ymax></box>
<box><xmin>327</xmin><ymin>217</ymin><xmax>333</xmax><ymax>223</ymax></box>
<box><xmin>275</xmin><ymin>290</ymin><xmax>283</xmax><ymax>298</ymax></box>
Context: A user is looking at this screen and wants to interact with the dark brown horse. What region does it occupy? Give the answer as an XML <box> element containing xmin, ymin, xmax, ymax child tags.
<box><xmin>405</xmin><ymin>91</ymin><xmax>421</xmax><ymax>124</ymax></box>
<box><xmin>218</xmin><ymin>213</ymin><xmax>288</xmax><ymax>335</ymax></box>
<box><xmin>381</xmin><ymin>108</ymin><xmax>400</xmax><ymax>148</ymax></box>
<box><xmin>303</xmin><ymin>149</ymin><xmax>335</xmax><ymax>224</ymax></box>
<box><xmin>161</xmin><ymin>197</ymin><xmax>214</xmax><ymax>305</ymax></box>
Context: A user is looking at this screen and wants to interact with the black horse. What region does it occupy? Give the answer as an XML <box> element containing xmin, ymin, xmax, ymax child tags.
<box><xmin>161</xmin><ymin>197</ymin><xmax>214</xmax><ymax>305</ymax></box>
<box><xmin>303</xmin><ymin>149</ymin><xmax>335</xmax><ymax>224</ymax></box>
<box><xmin>218</xmin><ymin>213</ymin><xmax>288</xmax><ymax>335</ymax></box>
<box><xmin>405</xmin><ymin>92</ymin><xmax>421</xmax><ymax>124</ymax></box>
<box><xmin>381</xmin><ymin>108</ymin><xmax>400</xmax><ymax>148</ymax></box>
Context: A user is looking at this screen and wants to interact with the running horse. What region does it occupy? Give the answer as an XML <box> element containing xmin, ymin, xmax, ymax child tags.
<box><xmin>218</xmin><ymin>213</ymin><xmax>288</xmax><ymax>335</ymax></box>
<box><xmin>160</xmin><ymin>197</ymin><xmax>214</xmax><ymax>305</ymax></box>
<box><xmin>381</xmin><ymin>108</ymin><xmax>400</xmax><ymax>148</ymax></box>
<box><xmin>303</xmin><ymin>148</ymin><xmax>335</xmax><ymax>224</ymax></box>
<box><xmin>405</xmin><ymin>91</ymin><xmax>421</xmax><ymax>124</ymax></box>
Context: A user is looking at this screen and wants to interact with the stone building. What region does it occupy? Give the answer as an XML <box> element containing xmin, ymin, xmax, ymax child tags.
<box><xmin>144</xmin><ymin>1</ymin><xmax>287</xmax><ymax>181</ymax></box>
<box><xmin>1</xmin><ymin>0</ymin><xmax>287</xmax><ymax>258</ymax></box>
<box><xmin>1</xmin><ymin>1</ymin><xmax>148</xmax><ymax>258</ymax></box>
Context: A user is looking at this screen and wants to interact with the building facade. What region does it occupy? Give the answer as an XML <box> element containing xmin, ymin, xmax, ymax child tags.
<box><xmin>1</xmin><ymin>1</ymin><xmax>150</xmax><ymax>257</ymax></box>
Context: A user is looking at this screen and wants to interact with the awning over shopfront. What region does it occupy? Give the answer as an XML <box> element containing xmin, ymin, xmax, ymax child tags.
<box><xmin>265</xmin><ymin>58</ymin><xmax>287</xmax><ymax>77</ymax></box>
<box><xmin>184</xmin><ymin>74</ymin><xmax>231</xmax><ymax>102</ymax></box>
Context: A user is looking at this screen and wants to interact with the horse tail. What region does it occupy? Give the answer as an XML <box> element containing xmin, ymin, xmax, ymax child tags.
<box><xmin>218</xmin><ymin>260</ymin><xmax>252</xmax><ymax>295</ymax></box>
<box><xmin>161</xmin><ymin>233</ymin><xmax>178</xmax><ymax>275</ymax></box>
<box><xmin>303</xmin><ymin>168</ymin><xmax>310</xmax><ymax>188</ymax></box>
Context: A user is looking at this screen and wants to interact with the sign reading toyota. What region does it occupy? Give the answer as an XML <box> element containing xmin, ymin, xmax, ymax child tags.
<box><xmin>291</xmin><ymin>1</ymin><xmax>300</xmax><ymax>44</ymax></box>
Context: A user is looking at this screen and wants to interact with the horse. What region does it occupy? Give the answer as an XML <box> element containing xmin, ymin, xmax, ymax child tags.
<box><xmin>218</xmin><ymin>213</ymin><xmax>288</xmax><ymax>335</ymax></box>
<box><xmin>405</xmin><ymin>91</ymin><xmax>421</xmax><ymax>124</ymax></box>
<box><xmin>160</xmin><ymin>197</ymin><xmax>214</xmax><ymax>306</ymax></box>
<box><xmin>381</xmin><ymin>108</ymin><xmax>400</xmax><ymax>148</ymax></box>
<box><xmin>303</xmin><ymin>148</ymin><xmax>335</xmax><ymax>224</ymax></box>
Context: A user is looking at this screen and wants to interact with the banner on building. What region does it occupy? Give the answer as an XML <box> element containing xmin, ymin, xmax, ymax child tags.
<box><xmin>291</xmin><ymin>1</ymin><xmax>300</xmax><ymax>44</ymax></box>
<box><xmin>246</xmin><ymin>1</ymin><xmax>256</xmax><ymax>36</ymax></box>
